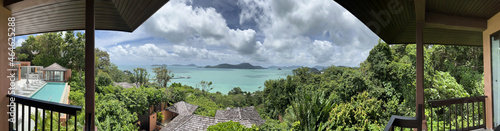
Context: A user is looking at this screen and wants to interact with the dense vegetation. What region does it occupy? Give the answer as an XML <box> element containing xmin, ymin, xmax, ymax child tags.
<box><xmin>17</xmin><ymin>32</ymin><xmax>483</xmax><ymax>130</ymax></box>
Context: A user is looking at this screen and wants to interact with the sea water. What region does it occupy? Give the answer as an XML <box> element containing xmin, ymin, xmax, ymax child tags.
<box><xmin>117</xmin><ymin>65</ymin><xmax>294</xmax><ymax>93</ymax></box>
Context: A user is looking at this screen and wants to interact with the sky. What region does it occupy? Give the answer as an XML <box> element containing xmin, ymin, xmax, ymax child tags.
<box><xmin>16</xmin><ymin>0</ymin><xmax>379</xmax><ymax>67</ymax></box>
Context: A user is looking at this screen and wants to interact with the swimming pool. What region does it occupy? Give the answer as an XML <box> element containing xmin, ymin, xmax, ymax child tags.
<box><xmin>30</xmin><ymin>82</ymin><xmax>67</xmax><ymax>103</ymax></box>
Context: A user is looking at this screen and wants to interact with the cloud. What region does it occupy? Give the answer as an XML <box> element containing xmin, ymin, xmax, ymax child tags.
<box><xmin>309</xmin><ymin>40</ymin><xmax>336</xmax><ymax>63</ymax></box>
<box><xmin>15</xmin><ymin>38</ymin><xmax>25</xmax><ymax>47</ymax></box>
<box><xmin>143</xmin><ymin>1</ymin><xmax>259</xmax><ymax>55</ymax></box>
<box><xmin>107</xmin><ymin>43</ymin><xmax>245</xmax><ymax>65</ymax></box>
<box><xmin>104</xmin><ymin>0</ymin><xmax>380</xmax><ymax>67</ymax></box>
<box><xmin>172</xmin><ymin>45</ymin><xmax>243</xmax><ymax>61</ymax></box>
<box><xmin>108</xmin><ymin>43</ymin><xmax>173</xmax><ymax>58</ymax></box>
<box><xmin>95</xmin><ymin>27</ymin><xmax>151</xmax><ymax>49</ymax></box>
<box><xmin>237</xmin><ymin>0</ymin><xmax>379</xmax><ymax>66</ymax></box>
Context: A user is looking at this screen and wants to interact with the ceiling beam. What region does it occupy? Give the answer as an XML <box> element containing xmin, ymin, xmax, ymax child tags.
<box><xmin>5</xmin><ymin>0</ymin><xmax>61</xmax><ymax>12</ymax></box>
<box><xmin>425</xmin><ymin>12</ymin><xmax>487</xmax><ymax>32</ymax></box>
<box><xmin>414</xmin><ymin>0</ymin><xmax>425</xmax><ymax>23</ymax></box>
<box><xmin>3</xmin><ymin>0</ymin><xmax>22</xmax><ymax>7</ymax></box>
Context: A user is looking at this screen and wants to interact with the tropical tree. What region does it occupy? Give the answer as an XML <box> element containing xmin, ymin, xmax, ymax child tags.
<box><xmin>197</xmin><ymin>80</ymin><xmax>213</xmax><ymax>96</ymax></box>
<box><xmin>31</xmin><ymin>32</ymin><xmax>66</xmax><ymax>67</ymax></box>
<box><xmin>152</xmin><ymin>65</ymin><xmax>173</xmax><ymax>89</ymax></box>
<box><xmin>63</xmin><ymin>31</ymin><xmax>85</xmax><ymax>81</ymax></box>
<box><xmin>263</xmin><ymin>76</ymin><xmax>297</xmax><ymax>119</ymax></box>
<box><xmin>286</xmin><ymin>91</ymin><xmax>335</xmax><ymax>131</ymax></box>
<box><xmin>132</xmin><ymin>68</ymin><xmax>149</xmax><ymax>87</ymax></box>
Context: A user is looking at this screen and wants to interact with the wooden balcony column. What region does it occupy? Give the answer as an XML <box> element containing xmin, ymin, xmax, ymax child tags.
<box><xmin>85</xmin><ymin>0</ymin><xmax>95</xmax><ymax>130</ymax></box>
<box><xmin>415</xmin><ymin>0</ymin><xmax>425</xmax><ymax>130</ymax></box>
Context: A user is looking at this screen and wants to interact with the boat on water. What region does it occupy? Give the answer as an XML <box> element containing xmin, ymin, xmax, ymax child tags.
<box><xmin>173</xmin><ymin>75</ymin><xmax>191</xmax><ymax>79</ymax></box>
<box><xmin>278</xmin><ymin>68</ymin><xmax>282</xmax><ymax>70</ymax></box>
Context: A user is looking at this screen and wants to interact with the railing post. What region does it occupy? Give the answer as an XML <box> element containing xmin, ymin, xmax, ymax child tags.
<box><xmin>461</xmin><ymin>103</ymin><xmax>464</xmax><ymax>129</ymax></box>
<box><xmin>50</xmin><ymin>110</ymin><xmax>53</xmax><ymax>131</ymax></box>
<box><xmin>22</xmin><ymin>104</ymin><xmax>24</xmax><ymax>131</ymax></box>
<box><xmin>58</xmin><ymin>113</ymin><xmax>61</xmax><ymax>131</ymax></box>
<box><xmin>16</xmin><ymin>103</ymin><xmax>18</xmax><ymax>130</ymax></box>
<box><xmin>43</xmin><ymin>109</ymin><xmax>45</xmax><ymax>130</ymax></box>
<box><xmin>35</xmin><ymin>108</ymin><xmax>38</xmax><ymax>130</ymax></box>
<box><xmin>28</xmin><ymin>106</ymin><xmax>31</xmax><ymax>131</ymax></box>
<box><xmin>483</xmin><ymin>101</ymin><xmax>486</xmax><ymax>128</ymax></box>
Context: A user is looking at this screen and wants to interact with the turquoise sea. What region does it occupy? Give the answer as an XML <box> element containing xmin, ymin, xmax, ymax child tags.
<box><xmin>117</xmin><ymin>65</ymin><xmax>294</xmax><ymax>93</ymax></box>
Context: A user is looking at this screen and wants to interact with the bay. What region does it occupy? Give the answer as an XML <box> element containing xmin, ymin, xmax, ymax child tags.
<box><xmin>117</xmin><ymin>65</ymin><xmax>294</xmax><ymax>93</ymax></box>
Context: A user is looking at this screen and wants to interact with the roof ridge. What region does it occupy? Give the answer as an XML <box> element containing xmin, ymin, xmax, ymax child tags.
<box><xmin>238</xmin><ymin>107</ymin><xmax>242</xmax><ymax>119</ymax></box>
<box><xmin>174</xmin><ymin>115</ymin><xmax>194</xmax><ymax>130</ymax></box>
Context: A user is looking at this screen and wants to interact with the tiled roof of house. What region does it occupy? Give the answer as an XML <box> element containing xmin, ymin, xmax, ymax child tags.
<box><xmin>41</xmin><ymin>63</ymin><xmax>68</xmax><ymax>71</ymax></box>
<box><xmin>161</xmin><ymin>115</ymin><xmax>258</xmax><ymax>131</ymax></box>
<box><xmin>161</xmin><ymin>104</ymin><xmax>265</xmax><ymax>131</ymax></box>
<box><xmin>113</xmin><ymin>82</ymin><xmax>135</xmax><ymax>88</ymax></box>
<box><xmin>166</xmin><ymin>101</ymin><xmax>198</xmax><ymax>115</ymax></box>
<box><xmin>215</xmin><ymin>106</ymin><xmax>265</xmax><ymax>126</ymax></box>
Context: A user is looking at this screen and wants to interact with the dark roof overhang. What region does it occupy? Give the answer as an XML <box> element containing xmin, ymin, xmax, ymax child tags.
<box><xmin>334</xmin><ymin>0</ymin><xmax>500</xmax><ymax>46</ymax></box>
<box><xmin>4</xmin><ymin>0</ymin><xmax>168</xmax><ymax>35</ymax></box>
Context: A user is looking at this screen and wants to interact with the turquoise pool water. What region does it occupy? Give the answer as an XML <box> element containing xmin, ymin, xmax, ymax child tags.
<box><xmin>31</xmin><ymin>82</ymin><xmax>66</xmax><ymax>103</ymax></box>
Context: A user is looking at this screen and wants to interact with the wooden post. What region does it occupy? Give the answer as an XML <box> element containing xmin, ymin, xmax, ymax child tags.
<box><xmin>85</xmin><ymin>0</ymin><xmax>95</xmax><ymax>130</ymax></box>
<box><xmin>1</xmin><ymin>0</ymin><xmax>12</xmax><ymax>130</ymax></box>
<box><xmin>416</xmin><ymin>21</ymin><xmax>425</xmax><ymax>130</ymax></box>
<box><xmin>414</xmin><ymin>0</ymin><xmax>426</xmax><ymax>130</ymax></box>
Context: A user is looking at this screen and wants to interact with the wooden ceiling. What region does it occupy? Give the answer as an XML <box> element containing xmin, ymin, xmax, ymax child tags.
<box><xmin>4</xmin><ymin>0</ymin><xmax>168</xmax><ymax>35</ymax></box>
<box><xmin>335</xmin><ymin>0</ymin><xmax>500</xmax><ymax>46</ymax></box>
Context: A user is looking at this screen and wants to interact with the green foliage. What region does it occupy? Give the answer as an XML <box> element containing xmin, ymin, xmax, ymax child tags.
<box><xmin>263</xmin><ymin>76</ymin><xmax>297</xmax><ymax>118</ymax></box>
<box><xmin>187</xmin><ymin>95</ymin><xmax>219</xmax><ymax>117</ymax></box>
<box><xmin>17</xmin><ymin>53</ymin><xmax>29</xmax><ymax>61</ymax></box>
<box><xmin>258</xmin><ymin>119</ymin><xmax>292</xmax><ymax>130</ymax></box>
<box><xmin>95</xmin><ymin>94</ymin><xmax>138</xmax><ymax>130</ymax></box>
<box><xmin>119</xmin><ymin>87</ymin><xmax>150</xmax><ymax>114</ymax></box>
<box><xmin>166</xmin><ymin>83</ymin><xmax>187</xmax><ymax>103</ymax></box>
<box><xmin>207</xmin><ymin>121</ymin><xmax>256</xmax><ymax>131</ymax></box>
<box><xmin>366</xmin><ymin>40</ymin><xmax>393</xmax><ymax>81</ymax></box>
<box><xmin>327</xmin><ymin>92</ymin><xmax>383</xmax><ymax>130</ymax></box>
<box><xmin>69</xmin><ymin>70</ymin><xmax>85</xmax><ymax>91</ymax></box>
<box><xmin>69</xmin><ymin>72</ymin><xmax>167</xmax><ymax>130</ymax></box>
<box><xmin>31</xmin><ymin>111</ymin><xmax>70</xmax><ymax>130</ymax></box>
<box><xmin>69</xmin><ymin>90</ymin><xmax>84</xmax><ymax>106</ymax></box>
<box><xmin>95</xmin><ymin>48</ymin><xmax>111</xmax><ymax>71</ymax></box>
<box><xmin>30</xmin><ymin>32</ymin><xmax>66</xmax><ymax>67</ymax></box>
<box><xmin>334</xmin><ymin>69</ymin><xmax>367</xmax><ymax>102</ymax></box>
<box><xmin>425</xmin><ymin>71</ymin><xmax>470</xmax><ymax>101</ymax></box>
<box><xmin>96</xmin><ymin>71</ymin><xmax>113</xmax><ymax>87</ymax></box>
<box><xmin>287</xmin><ymin>91</ymin><xmax>335</xmax><ymax>131</ymax></box>
<box><xmin>153</xmin><ymin>65</ymin><xmax>173</xmax><ymax>88</ymax></box>
<box><xmin>228</xmin><ymin>87</ymin><xmax>244</xmax><ymax>95</ymax></box>
<box><xmin>157</xmin><ymin>112</ymin><xmax>164</xmax><ymax>123</ymax></box>
<box><xmin>197</xmin><ymin>80</ymin><xmax>214</xmax><ymax>95</ymax></box>
<box><xmin>64</xmin><ymin>31</ymin><xmax>85</xmax><ymax>80</ymax></box>
<box><xmin>132</xmin><ymin>68</ymin><xmax>149</xmax><ymax>87</ymax></box>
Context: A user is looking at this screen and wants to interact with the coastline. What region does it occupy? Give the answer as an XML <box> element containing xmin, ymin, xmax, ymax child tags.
<box><xmin>116</xmin><ymin>65</ymin><xmax>293</xmax><ymax>94</ymax></box>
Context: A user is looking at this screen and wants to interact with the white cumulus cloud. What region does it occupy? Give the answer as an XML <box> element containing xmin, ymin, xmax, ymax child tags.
<box><xmin>143</xmin><ymin>1</ymin><xmax>259</xmax><ymax>55</ymax></box>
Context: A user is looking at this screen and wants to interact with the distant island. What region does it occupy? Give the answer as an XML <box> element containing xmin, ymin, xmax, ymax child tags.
<box><xmin>205</xmin><ymin>63</ymin><xmax>265</xmax><ymax>69</ymax></box>
<box><xmin>152</xmin><ymin>64</ymin><xmax>168</xmax><ymax>66</ymax></box>
<box><xmin>170</xmin><ymin>64</ymin><xmax>197</xmax><ymax>66</ymax></box>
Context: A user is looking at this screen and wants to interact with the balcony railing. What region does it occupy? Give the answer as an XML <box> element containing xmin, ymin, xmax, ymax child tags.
<box><xmin>7</xmin><ymin>94</ymin><xmax>82</xmax><ymax>131</ymax></box>
<box><xmin>384</xmin><ymin>104</ymin><xmax>423</xmax><ymax>131</ymax></box>
<box><xmin>428</xmin><ymin>96</ymin><xmax>487</xmax><ymax>131</ymax></box>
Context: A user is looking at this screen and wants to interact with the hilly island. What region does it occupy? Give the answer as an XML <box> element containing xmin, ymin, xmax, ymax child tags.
<box><xmin>204</xmin><ymin>63</ymin><xmax>265</xmax><ymax>69</ymax></box>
